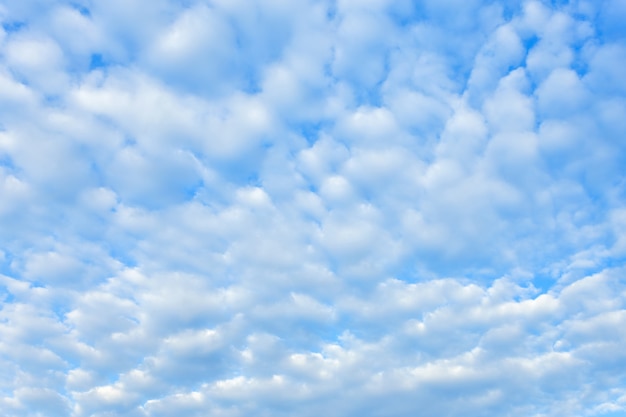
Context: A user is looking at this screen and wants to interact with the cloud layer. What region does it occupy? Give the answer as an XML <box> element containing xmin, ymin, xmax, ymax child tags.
<box><xmin>1</xmin><ymin>0</ymin><xmax>626</xmax><ymax>416</ymax></box>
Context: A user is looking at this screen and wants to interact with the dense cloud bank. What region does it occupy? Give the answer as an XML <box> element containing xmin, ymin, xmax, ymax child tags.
<box><xmin>1</xmin><ymin>0</ymin><xmax>626</xmax><ymax>416</ymax></box>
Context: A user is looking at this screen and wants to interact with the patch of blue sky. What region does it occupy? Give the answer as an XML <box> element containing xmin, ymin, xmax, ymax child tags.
<box><xmin>0</xmin><ymin>285</ymin><xmax>14</xmax><ymax>304</ymax></box>
<box><xmin>69</xmin><ymin>2</ymin><xmax>91</xmax><ymax>17</ymax></box>
<box><xmin>297</xmin><ymin>121</ymin><xmax>327</xmax><ymax>145</ymax></box>
<box><xmin>597</xmin><ymin>411</ymin><xmax>626</xmax><ymax>417</ymax></box>
<box><xmin>1</xmin><ymin>21</ymin><xmax>25</xmax><ymax>33</ymax></box>
<box><xmin>88</xmin><ymin>53</ymin><xmax>107</xmax><ymax>71</ymax></box>
<box><xmin>0</xmin><ymin>154</ymin><xmax>15</xmax><ymax>173</ymax></box>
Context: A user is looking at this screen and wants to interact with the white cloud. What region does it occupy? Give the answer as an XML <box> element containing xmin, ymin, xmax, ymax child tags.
<box><xmin>1</xmin><ymin>1</ymin><xmax>626</xmax><ymax>416</ymax></box>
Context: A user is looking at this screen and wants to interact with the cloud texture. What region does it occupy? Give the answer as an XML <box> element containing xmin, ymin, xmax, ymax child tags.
<box><xmin>1</xmin><ymin>0</ymin><xmax>626</xmax><ymax>416</ymax></box>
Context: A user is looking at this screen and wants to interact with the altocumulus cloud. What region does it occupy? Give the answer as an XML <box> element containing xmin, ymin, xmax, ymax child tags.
<box><xmin>1</xmin><ymin>0</ymin><xmax>626</xmax><ymax>416</ymax></box>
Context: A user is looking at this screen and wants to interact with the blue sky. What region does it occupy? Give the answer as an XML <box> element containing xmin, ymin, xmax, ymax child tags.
<box><xmin>1</xmin><ymin>0</ymin><xmax>626</xmax><ymax>416</ymax></box>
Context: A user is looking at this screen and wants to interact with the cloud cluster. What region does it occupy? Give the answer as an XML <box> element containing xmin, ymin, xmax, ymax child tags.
<box><xmin>1</xmin><ymin>0</ymin><xmax>626</xmax><ymax>416</ymax></box>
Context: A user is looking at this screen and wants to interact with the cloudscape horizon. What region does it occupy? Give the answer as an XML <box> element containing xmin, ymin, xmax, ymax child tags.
<box><xmin>1</xmin><ymin>0</ymin><xmax>626</xmax><ymax>416</ymax></box>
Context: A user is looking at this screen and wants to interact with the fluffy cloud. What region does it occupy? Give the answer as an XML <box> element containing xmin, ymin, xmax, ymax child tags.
<box><xmin>1</xmin><ymin>1</ymin><xmax>626</xmax><ymax>416</ymax></box>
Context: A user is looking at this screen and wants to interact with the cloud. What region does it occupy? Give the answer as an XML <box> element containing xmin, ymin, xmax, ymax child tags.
<box><xmin>1</xmin><ymin>1</ymin><xmax>626</xmax><ymax>416</ymax></box>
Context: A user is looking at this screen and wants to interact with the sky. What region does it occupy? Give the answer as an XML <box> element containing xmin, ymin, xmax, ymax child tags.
<box><xmin>1</xmin><ymin>0</ymin><xmax>626</xmax><ymax>416</ymax></box>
